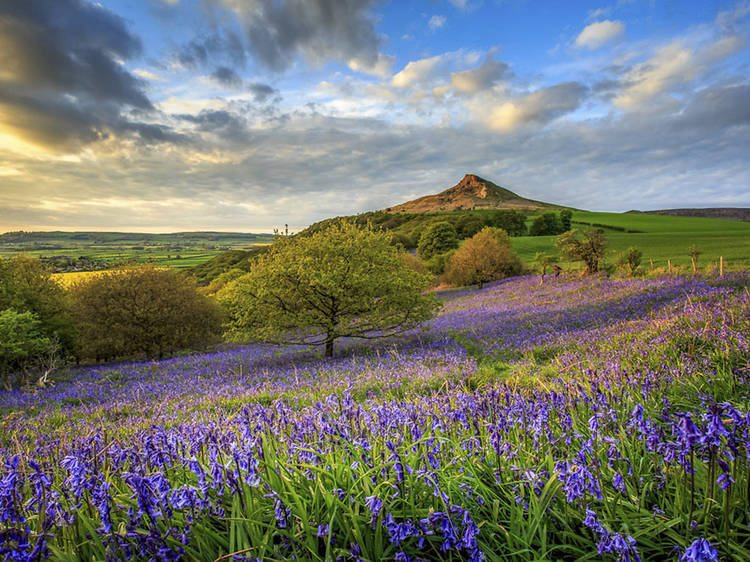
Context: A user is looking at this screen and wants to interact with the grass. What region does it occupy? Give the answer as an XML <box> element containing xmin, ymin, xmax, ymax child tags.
<box><xmin>513</xmin><ymin>211</ymin><xmax>750</xmax><ymax>270</ymax></box>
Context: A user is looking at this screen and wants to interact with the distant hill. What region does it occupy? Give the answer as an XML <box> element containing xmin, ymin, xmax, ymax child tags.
<box><xmin>384</xmin><ymin>174</ymin><xmax>559</xmax><ymax>213</ymax></box>
<box><xmin>627</xmin><ymin>208</ymin><xmax>750</xmax><ymax>222</ymax></box>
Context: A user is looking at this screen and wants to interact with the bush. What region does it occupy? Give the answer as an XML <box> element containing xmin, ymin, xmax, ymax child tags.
<box><xmin>221</xmin><ymin>221</ymin><xmax>439</xmax><ymax>357</ymax></box>
<box><xmin>425</xmin><ymin>250</ymin><xmax>456</xmax><ymax>275</ymax></box>
<box><xmin>0</xmin><ymin>309</ymin><xmax>53</xmax><ymax>389</ymax></box>
<box><xmin>0</xmin><ymin>255</ymin><xmax>74</xmax><ymax>353</ymax></box>
<box><xmin>417</xmin><ymin>222</ymin><xmax>459</xmax><ymax>260</ymax></box>
<box><xmin>455</xmin><ymin>215</ymin><xmax>485</xmax><ymax>239</ymax></box>
<box><xmin>485</xmin><ymin>210</ymin><xmax>527</xmax><ymax>236</ymax></box>
<box><xmin>617</xmin><ymin>247</ymin><xmax>642</xmax><ymax>277</ymax></box>
<box><xmin>70</xmin><ymin>266</ymin><xmax>223</xmax><ymax>361</ymax></box>
<box><xmin>556</xmin><ymin>228</ymin><xmax>607</xmax><ymax>274</ymax></box>
<box><xmin>444</xmin><ymin>227</ymin><xmax>522</xmax><ymax>288</ymax></box>
<box><xmin>529</xmin><ymin>212</ymin><xmax>564</xmax><ymax>236</ymax></box>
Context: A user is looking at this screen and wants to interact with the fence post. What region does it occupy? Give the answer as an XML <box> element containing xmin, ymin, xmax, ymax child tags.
<box><xmin>720</xmin><ymin>256</ymin><xmax>724</xmax><ymax>277</ymax></box>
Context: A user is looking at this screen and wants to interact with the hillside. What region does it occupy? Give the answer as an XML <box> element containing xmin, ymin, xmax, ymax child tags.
<box><xmin>627</xmin><ymin>208</ymin><xmax>750</xmax><ymax>222</ymax></box>
<box><xmin>385</xmin><ymin>174</ymin><xmax>559</xmax><ymax>213</ymax></box>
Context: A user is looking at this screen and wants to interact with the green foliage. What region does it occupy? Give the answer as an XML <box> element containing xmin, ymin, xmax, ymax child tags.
<box><xmin>559</xmin><ymin>209</ymin><xmax>572</xmax><ymax>232</ymax></box>
<box><xmin>444</xmin><ymin>227</ymin><xmax>522</xmax><ymax>288</ymax></box>
<box><xmin>485</xmin><ymin>209</ymin><xmax>528</xmax><ymax>236</ymax></box>
<box><xmin>0</xmin><ymin>255</ymin><xmax>74</xmax><ymax>352</ymax></box>
<box><xmin>221</xmin><ymin>221</ymin><xmax>440</xmax><ymax>357</ymax></box>
<box><xmin>535</xmin><ymin>252</ymin><xmax>558</xmax><ymax>284</ymax></box>
<box><xmin>556</xmin><ymin>228</ymin><xmax>607</xmax><ymax>274</ymax></box>
<box><xmin>70</xmin><ymin>266</ymin><xmax>223</xmax><ymax>361</ymax></box>
<box><xmin>529</xmin><ymin>212</ymin><xmax>564</xmax><ymax>236</ymax></box>
<box><xmin>187</xmin><ymin>247</ymin><xmax>268</xmax><ymax>286</ymax></box>
<box><xmin>0</xmin><ymin>309</ymin><xmax>52</xmax><ymax>387</ymax></box>
<box><xmin>618</xmin><ymin>246</ymin><xmax>643</xmax><ymax>276</ymax></box>
<box><xmin>416</xmin><ymin>221</ymin><xmax>459</xmax><ymax>260</ymax></box>
<box><xmin>455</xmin><ymin>215</ymin><xmax>485</xmax><ymax>239</ymax></box>
<box><xmin>424</xmin><ymin>250</ymin><xmax>456</xmax><ymax>275</ymax></box>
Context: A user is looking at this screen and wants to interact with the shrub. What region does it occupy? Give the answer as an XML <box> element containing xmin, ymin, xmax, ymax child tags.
<box><xmin>529</xmin><ymin>212</ymin><xmax>564</xmax><ymax>236</ymax></box>
<box><xmin>0</xmin><ymin>255</ymin><xmax>74</xmax><ymax>353</ymax></box>
<box><xmin>617</xmin><ymin>247</ymin><xmax>643</xmax><ymax>277</ymax></box>
<box><xmin>556</xmin><ymin>228</ymin><xmax>607</xmax><ymax>274</ymax></box>
<box><xmin>417</xmin><ymin>222</ymin><xmax>459</xmax><ymax>260</ymax></box>
<box><xmin>444</xmin><ymin>227</ymin><xmax>522</xmax><ymax>288</ymax></box>
<box><xmin>70</xmin><ymin>266</ymin><xmax>223</xmax><ymax>361</ymax></box>
<box><xmin>0</xmin><ymin>309</ymin><xmax>53</xmax><ymax>389</ymax></box>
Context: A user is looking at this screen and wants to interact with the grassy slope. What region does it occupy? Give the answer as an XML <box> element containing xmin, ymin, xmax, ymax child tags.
<box><xmin>512</xmin><ymin>210</ymin><xmax>750</xmax><ymax>269</ymax></box>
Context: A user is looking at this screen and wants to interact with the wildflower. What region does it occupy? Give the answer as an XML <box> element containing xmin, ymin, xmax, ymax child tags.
<box><xmin>679</xmin><ymin>538</ymin><xmax>718</xmax><ymax>562</ymax></box>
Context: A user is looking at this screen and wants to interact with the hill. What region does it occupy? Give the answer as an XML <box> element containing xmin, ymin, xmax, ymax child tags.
<box><xmin>385</xmin><ymin>174</ymin><xmax>559</xmax><ymax>213</ymax></box>
<box><xmin>627</xmin><ymin>208</ymin><xmax>750</xmax><ymax>222</ymax></box>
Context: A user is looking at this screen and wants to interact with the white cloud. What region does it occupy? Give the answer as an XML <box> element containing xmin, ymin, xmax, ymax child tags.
<box><xmin>448</xmin><ymin>0</ymin><xmax>469</xmax><ymax>9</ymax></box>
<box><xmin>348</xmin><ymin>53</ymin><xmax>395</xmax><ymax>78</ymax></box>
<box><xmin>133</xmin><ymin>69</ymin><xmax>165</xmax><ymax>81</ymax></box>
<box><xmin>391</xmin><ymin>54</ymin><xmax>446</xmax><ymax>88</ymax></box>
<box><xmin>428</xmin><ymin>15</ymin><xmax>447</xmax><ymax>31</ymax></box>
<box><xmin>575</xmin><ymin>20</ymin><xmax>625</xmax><ymax>50</ymax></box>
<box><xmin>483</xmin><ymin>82</ymin><xmax>588</xmax><ymax>132</ymax></box>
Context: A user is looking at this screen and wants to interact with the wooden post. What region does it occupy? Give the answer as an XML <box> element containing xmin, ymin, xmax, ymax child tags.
<box><xmin>667</xmin><ymin>259</ymin><xmax>672</xmax><ymax>274</ymax></box>
<box><xmin>650</xmin><ymin>257</ymin><xmax>654</xmax><ymax>270</ymax></box>
<box><xmin>720</xmin><ymin>256</ymin><xmax>724</xmax><ymax>277</ymax></box>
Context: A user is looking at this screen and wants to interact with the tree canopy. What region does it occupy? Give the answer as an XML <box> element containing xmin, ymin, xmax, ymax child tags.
<box><xmin>445</xmin><ymin>227</ymin><xmax>522</xmax><ymax>288</ymax></box>
<box><xmin>417</xmin><ymin>221</ymin><xmax>459</xmax><ymax>260</ymax></box>
<box><xmin>221</xmin><ymin>221</ymin><xmax>440</xmax><ymax>357</ymax></box>
<box><xmin>70</xmin><ymin>266</ymin><xmax>223</xmax><ymax>361</ymax></box>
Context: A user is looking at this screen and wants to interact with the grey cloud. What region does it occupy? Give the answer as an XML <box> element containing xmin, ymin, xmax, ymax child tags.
<box><xmin>3</xmin><ymin>79</ymin><xmax>748</xmax><ymax>232</ymax></box>
<box><xmin>177</xmin><ymin>31</ymin><xmax>247</xmax><ymax>69</ymax></box>
<box><xmin>450</xmin><ymin>54</ymin><xmax>509</xmax><ymax>93</ymax></box>
<box><xmin>247</xmin><ymin>83</ymin><xmax>280</xmax><ymax>103</ymax></box>
<box><xmin>0</xmin><ymin>0</ymin><xmax>181</xmax><ymax>151</ymax></box>
<box><xmin>211</xmin><ymin>66</ymin><xmax>244</xmax><ymax>88</ymax></box>
<box><xmin>211</xmin><ymin>0</ymin><xmax>382</xmax><ymax>71</ymax></box>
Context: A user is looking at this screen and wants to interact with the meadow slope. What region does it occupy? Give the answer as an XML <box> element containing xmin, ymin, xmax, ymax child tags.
<box><xmin>1</xmin><ymin>274</ymin><xmax>749</xmax><ymax>560</ymax></box>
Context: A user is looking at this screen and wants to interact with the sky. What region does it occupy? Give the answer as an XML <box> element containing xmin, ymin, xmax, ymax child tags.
<box><xmin>0</xmin><ymin>0</ymin><xmax>749</xmax><ymax>233</ymax></box>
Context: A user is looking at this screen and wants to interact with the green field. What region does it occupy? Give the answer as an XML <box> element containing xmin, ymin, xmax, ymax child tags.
<box><xmin>512</xmin><ymin>211</ymin><xmax>750</xmax><ymax>271</ymax></box>
<box><xmin>0</xmin><ymin>231</ymin><xmax>273</xmax><ymax>271</ymax></box>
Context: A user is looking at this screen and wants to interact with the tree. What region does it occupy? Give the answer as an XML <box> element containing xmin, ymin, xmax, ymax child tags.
<box><xmin>617</xmin><ymin>246</ymin><xmax>642</xmax><ymax>277</ymax></box>
<box><xmin>688</xmin><ymin>245</ymin><xmax>701</xmax><ymax>273</ymax></box>
<box><xmin>417</xmin><ymin>221</ymin><xmax>459</xmax><ymax>260</ymax></box>
<box><xmin>455</xmin><ymin>215</ymin><xmax>485</xmax><ymax>239</ymax></box>
<box><xmin>444</xmin><ymin>227</ymin><xmax>522</xmax><ymax>288</ymax></box>
<box><xmin>0</xmin><ymin>309</ymin><xmax>53</xmax><ymax>389</ymax></box>
<box><xmin>535</xmin><ymin>252</ymin><xmax>558</xmax><ymax>285</ymax></box>
<box><xmin>529</xmin><ymin>212</ymin><xmax>564</xmax><ymax>236</ymax></box>
<box><xmin>559</xmin><ymin>209</ymin><xmax>573</xmax><ymax>232</ymax></box>
<box><xmin>484</xmin><ymin>210</ymin><xmax>526</xmax><ymax>236</ymax></box>
<box><xmin>0</xmin><ymin>256</ymin><xmax>74</xmax><ymax>352</ymax></box>
<box><xmin>221</xmin><ymin>221</ymin><xmax>440</xmax><ymax>357</ymax></box>
<box><xmin>556</xmin><ymin>228</ymin><xmax>607</xmax><ymax>274</ymax></box>
<box><xmin>70</xmin><ymin>266</ymin><xmax>223</xmax><ymax>361</ymax></box>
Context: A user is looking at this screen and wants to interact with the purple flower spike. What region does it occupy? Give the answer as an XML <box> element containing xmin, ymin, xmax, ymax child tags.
<box><xmin>679</xmin><ymin>537</ymin><xmax>718</xmax><ymax>562</ymax></box>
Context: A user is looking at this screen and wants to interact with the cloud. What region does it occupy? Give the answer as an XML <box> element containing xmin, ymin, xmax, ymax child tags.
<box><xmin>450</xmin><ymin>53</ymin><xmax>508</xmax><ymax>93</ymax></box>
<box><xmin>575</xmin><ymin>20</ymin><xmax>625</xmax><ymax>50</ymax></box>
<box><xmin>391</xmin><ymin>54</ymin><xmax>446</xmax><ymax>88</ymax></box>
<box><xmin>210</xmin><ymin>0</ymin><xmax>382</xmax><ymax>71</ymax></box>
<box><xmin>448</xmin><ymin>0</ymin><xmax>469</xmax><ymax>9</ymax></box>
<box><xmin>210</xmin><ymin>66</ymin><xmax>244</xmax><ymax>88</ymax></box>
<box><xmin>485</xmin><ymin>82</ymin><xmax>588</xmax><ymax>131</ymax></box>
<box><xmin>0</xmin><ymin>0</ymin><xmax>175</xmax><ymax>152</ymax></box>
<box><xmin>176</xmin><ymin>31</ymin><xmax>247</xmax><ymax>70</ymax></box>
<box><xmin>348</xmin><ymin>53</ymin><xmax>395</xmax><ymax>78</ymax></box>
<box><xmin>428</xmin><ymin>15</ymin><xmax>447</xmax><ymax>31</ymax></box>
<box><xmin>133</xmin><ymin>69</ymin><xmax>165</xmax><ymax>81</ymax></box>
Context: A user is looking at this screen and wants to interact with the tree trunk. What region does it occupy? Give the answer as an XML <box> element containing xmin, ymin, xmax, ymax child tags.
<box><xmin>325</xmin><ymin>337</ymin><xmax>334</xmax><ymax>358</ymax></box>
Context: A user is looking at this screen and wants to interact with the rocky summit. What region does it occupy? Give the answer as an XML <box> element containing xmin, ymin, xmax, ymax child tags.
<box><xmin>384</xmin><ymin>174</ymin><xmax>555</xmax><ymax>213</ymax></box>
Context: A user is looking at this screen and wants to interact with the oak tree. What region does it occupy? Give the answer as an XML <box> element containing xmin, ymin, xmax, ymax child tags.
<box><xmin>221</xmin><ymin>221</ymin><xmax>439</xmax><ymax>357</ymax></box>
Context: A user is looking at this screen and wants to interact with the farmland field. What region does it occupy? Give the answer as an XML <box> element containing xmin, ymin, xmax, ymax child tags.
<box><xmin>514</xmin><ymin>211</ymin><xmax>750</xmax><ymax>271</ymax></box>
<box><xmin>0</xmin><ymin>231</ymin><xmax>273</xmax><ymax>272</ymax></box>
<box><xmin>1</xmin><ymin>273</ymin><xmax>749</xmax><ymax>560</ymax></box>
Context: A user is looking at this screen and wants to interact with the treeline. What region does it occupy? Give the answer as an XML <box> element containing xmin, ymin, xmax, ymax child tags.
<box><xmin>0</xmin><ymin>257</ymin><xmax>222</xmax><ymax>388</ymax></box>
